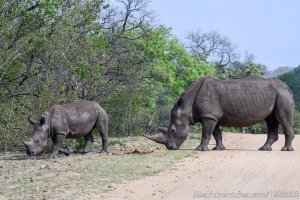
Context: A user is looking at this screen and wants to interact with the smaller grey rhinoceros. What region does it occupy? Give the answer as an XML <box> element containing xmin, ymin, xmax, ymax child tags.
<box><xmin>23</xmin><ymin>100</ymin><xmax>109</xmax><ymax>159</ymax></box>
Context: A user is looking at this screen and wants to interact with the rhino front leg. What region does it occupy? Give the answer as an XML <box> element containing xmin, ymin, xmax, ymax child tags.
<box><xmin>212</xmin><ymin>126</ymin><xmax>226</xmax><ymax>150</ymax></box>
<box><xmin>49</xmin><ymin>134</ymin><xmax>66</xmax><ymax>159</ymax></box>
<box><xmin>59</xmin><ymin>146</ymin><xmax>70</xmax><ymax>156</ymax></box>
<box><xmin>196</xmin><ymin>118</ymin><xmax>217</xmax><ymax>151</ymax></box>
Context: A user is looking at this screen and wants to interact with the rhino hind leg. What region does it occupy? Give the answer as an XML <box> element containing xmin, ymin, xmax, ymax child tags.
<box><xmin>280</xmin><ymin>125</ymin><xmax>295</xmax><ymax>151</ymax></box>
<box><xmin>196</xmin><ymin>118</ymin><xmax>217</xmax><ymax>151</ymax></box>
<box><xmin>83</xmin><ymin>131</ymin><xmax>94</xmax><ymax>153</ymax></box>
<box><xmin>259</xmin><ymin>116</ymin><xmax>279</xmax><ymax>151</ymax></box>
<box><xmin>96</xmin><ymin>114</ymin><xmax>109</xmax><ymax>153</ymax></box>
<box><xmin>212</xmin><ymin>126</ymin><xmax>226</xmax><ymax>150</ymax></box>
<box><xmin>273</xmin><ymin>95</ymin><xmax>295</xmax><ymax>151</ymax></box>
<box><xmin>98</xmin><ymin>131</ymin><xmax>109</xmax><ymax>153</ymax></box>
<box><xmin>280</xmin><ymin>117</ymin><xmax>295</xmax><ymax>151</ymax></box>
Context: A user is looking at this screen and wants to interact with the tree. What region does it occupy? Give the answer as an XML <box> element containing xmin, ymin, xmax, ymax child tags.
<box><xmin>106</xmin><ymin>26</ymin><xmax>215</xmax><ymax>136</ymax></box>
<box><xmin>185</xmin><ymin>30</ymin><xmax>238</xmax><ymax>69</ymax></box>
<box><xmin>217</xmin><ymin>53</ymin><xmax>264</xmax><ymax>80</ymax></box>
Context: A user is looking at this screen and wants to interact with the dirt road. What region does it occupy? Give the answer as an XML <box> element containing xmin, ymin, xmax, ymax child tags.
<box><xmin>103</xmin><ymin>134</ymin><xmax>300</xmax><ymax>200</ymax></box>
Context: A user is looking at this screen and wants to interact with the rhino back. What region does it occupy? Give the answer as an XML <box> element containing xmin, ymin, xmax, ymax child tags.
<box><xmin>50</xmin><ymin>100</ymin><xmax>104</xmax><ymax>137</ymax></box>
<box><xmin>194</xmin><ymin>77</ymin><xmax>286</xmax><ymax>127</ymax></box>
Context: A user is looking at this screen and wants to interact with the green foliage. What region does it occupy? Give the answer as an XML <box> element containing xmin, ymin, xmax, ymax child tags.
<box><xmin>294</xmin><ymin>111</ymin><xmax>300</xmax><ymax>134</ymax></box>
<box><xmin>278</xmin><ymin>66</ymin><xmax>300</xmax><ymax>111</ymax></box>
<box><xmin>105</xmin><ymin>26</ymin><xmax>215</xmax><ymax>136</ymax></box>
<box><xmin>248</xmin><ymin>124</ymin><xmax>265</xmax><ymax>134</ymax></box>
<box><xmin>218</xmin><ymin>57</ymin><xmax>264</xmax><ymax>80</ymax></box>
<box><xmin>278</xmin><ymin>66</ymin><xmax>300</xmax><ymax>134</ymax></box>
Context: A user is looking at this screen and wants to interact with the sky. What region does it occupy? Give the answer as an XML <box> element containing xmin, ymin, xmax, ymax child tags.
<box><xmin>149</xmin><ymin>0</ymin><xmax>300</xmax><ymax>71</ymax></box>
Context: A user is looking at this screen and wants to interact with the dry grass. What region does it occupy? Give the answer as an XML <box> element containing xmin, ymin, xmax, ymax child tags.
<box><xmin>0</xmin><ymin>136</ymin><xmax>199</xmax><ymax>200</ymax></box>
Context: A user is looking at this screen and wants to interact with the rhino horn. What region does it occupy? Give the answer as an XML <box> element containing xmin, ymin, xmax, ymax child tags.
<box><xmin>143</xmin><ymin>133</ymin><xmax>167</xmax><ymax>144</ymax></box>
<box><xmin>158</xmin><ymin>127</ymin><xmax>168</xmax><ymax>134</ymax></box>
<box><xmin>23</xmin><ymin>140</ymin><xmax>32</xmax><ymax>146</ymax></box>
<box><xmin>28</xmin><ymin>117</ymin><xmax>37</xmax><ymax>125</ymax></box>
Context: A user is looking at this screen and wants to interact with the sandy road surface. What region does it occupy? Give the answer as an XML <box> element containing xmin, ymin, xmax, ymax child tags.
<box><xmin>103</xmin><ymin>134</ymin><xmax>300</xmax><ymax>200</ymax></box>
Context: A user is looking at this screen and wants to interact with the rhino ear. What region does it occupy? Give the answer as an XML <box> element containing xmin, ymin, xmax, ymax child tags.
<box><xmin>177</xmin><ymin>98</ymin><xmax>183</xmax><ymax>107</ymax></box>
<box><xmin>28</xmin><ymin>117</ymin><xmax>37</xmax><ymax>125</ymax></box>
<box><xmin>39</xmin><ymin>116</ymin><xmax>46</xmax><ymax>125</ymax></box>
<box><xmin>159</xmin><ymin>127</ymin><xmax>168</xmax><ymax>134</ymax></box>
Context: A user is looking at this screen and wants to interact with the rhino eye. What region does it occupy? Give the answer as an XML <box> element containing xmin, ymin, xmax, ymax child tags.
<box><xmin>36</xmin><ymin>140</ymin><xmax>40</xmax><ymax>144</ymax></box>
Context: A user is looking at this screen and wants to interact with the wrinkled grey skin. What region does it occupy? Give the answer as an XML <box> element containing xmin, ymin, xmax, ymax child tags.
<box><xmin>24</xmin><ymin>100</ymin><xmax>109</xmax><ymax>159</ymax></box>
<box><xmin>145</xmin><ymin>77</ymin><xmax>295</xmax><ymax>152</ymax></box>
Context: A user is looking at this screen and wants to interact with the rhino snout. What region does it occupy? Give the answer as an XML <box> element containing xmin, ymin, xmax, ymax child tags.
<box><xmin>166</xmin><ymin>144</ymin><xmax>178</xmax><ymax>150</ymax></box>
<box><xmin>26</xmin><ymin>150</ymin><xmax>35</xmax><ymax>156</ymax></box>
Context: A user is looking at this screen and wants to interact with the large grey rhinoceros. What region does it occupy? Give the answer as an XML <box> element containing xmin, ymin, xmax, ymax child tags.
<box><xmin>23</xmin><ymin>100</ymin><xmax>109</xmax><ymax>159</ymax></box>
<box><xmin>145</xmin><ymin>77</ymin><xmax>295</xmax><ymax>151</ymax></box>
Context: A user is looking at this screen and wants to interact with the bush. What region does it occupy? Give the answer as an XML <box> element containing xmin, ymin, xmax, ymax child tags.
<box><xmin>248</xmin><ymin>123</ymin><xmax>266</xmax><ymax>134</ymax></box>
<box><xmin>294</xmin><ymin>111</ymin><xmax>300</xmax><ymax>134</ymax></box>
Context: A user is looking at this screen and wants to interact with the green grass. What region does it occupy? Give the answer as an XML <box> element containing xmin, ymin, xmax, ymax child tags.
<box><xmin>0</xmin><ymin>136</ymin><xmax>199</xmax><ymax>200</ymax></box>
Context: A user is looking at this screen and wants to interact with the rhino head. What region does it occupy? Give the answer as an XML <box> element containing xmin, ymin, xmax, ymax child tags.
<box><xmin>23</xmin><ymin>113</ymin><xmax>49</xmax><ymax>156</ymax></box>
<box><xmin>145</xmin><ymin>98</ymin><xmax>191</xmax><ymax>150</ymax></box>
